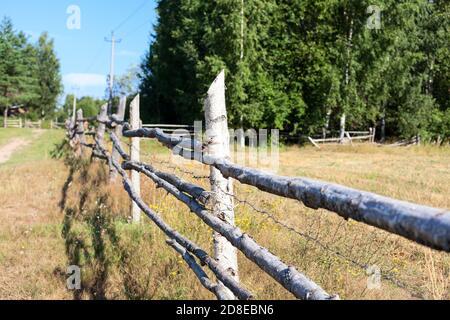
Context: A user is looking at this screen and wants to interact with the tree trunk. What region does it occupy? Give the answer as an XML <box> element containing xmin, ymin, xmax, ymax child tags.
<box><xmin>4</xmin><ymin>107</ymin><xmax>8</xmax><ymax>128</ymax></box>
<box><xmin>323</xmin><ymin>109</ymin><xmax>331</xmax><ymax>140</ymax></box>
<box><xmin>240</xmin><ymin>0</ymin><xmax>244</xmax><ymax>61</ymax></box>
<box><xmin>339</xmin><ymin>113</ymin><xmax>346</xmax><ymax>140</ymax></box>
<box><xmin>341</xmin><ymin>13</ymin><xmax>354</xmax><ymax>141</ymax></box>
<box><xmin>381</xmin><ymin>108</ymin><xmax>386</xmax><ymax>143</ymax></box>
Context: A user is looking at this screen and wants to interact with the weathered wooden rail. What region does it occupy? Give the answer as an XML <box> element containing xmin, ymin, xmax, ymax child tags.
<box><xmin>66</xmin><ymin>71</ymin><xmax>449</xmax><ymax>301</ymax></box>
<box><xmin>309</xmin><ymin>129</ymin><xmax>376</xmax><ymax>148</ymax></box>
<box><xmin>142</xmin><ymin>124</ymin><xmax>195</xmax><ymax>137</ymax></box>
<box><xmin>24</xmin><ymin>120</ymin><xmax>42</xmax><ymax>129</ymax></box>
<box><xmin>3</xmin><ymin>118</ymin><xmax>23</xmax><ymax>128</ymax></box>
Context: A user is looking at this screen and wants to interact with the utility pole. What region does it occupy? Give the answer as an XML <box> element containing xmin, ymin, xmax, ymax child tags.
<box><xmin>105</xmin><ymin>31</ymin><xmax>122</xmax><ymax>115</ymax></box>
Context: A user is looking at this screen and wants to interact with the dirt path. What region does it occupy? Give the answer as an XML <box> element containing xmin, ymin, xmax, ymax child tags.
<box><xmin>0</xmin><ymin>139</ymin><xmax>31</xmax><ymax>164</ymax></box>
<box><xmin>0</xmin><ymin>130</ymin><xmax>44</xmax><ymax>164</ymax></box>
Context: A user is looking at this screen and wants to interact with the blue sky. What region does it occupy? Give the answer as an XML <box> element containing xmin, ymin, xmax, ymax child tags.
<box><xmin>0</xmin><ymin>0</ymin><xmax>157</xmax><ymax>101</ymax></box>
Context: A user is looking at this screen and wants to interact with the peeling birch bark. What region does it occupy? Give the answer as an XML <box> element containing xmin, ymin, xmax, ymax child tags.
<box><xmin>130</xmin><ymin>95</ymin><xmax>141</xmax><ymax>223</ymax></box>
<box><xmin>76</xmin><ymin>109</ymin><xmax>86</xmax><ymax>157</ymax></box>
<box><xmin>204</xmin><ymin>71</ymin><xmax>239</xmax><ymax>295</ymax></box>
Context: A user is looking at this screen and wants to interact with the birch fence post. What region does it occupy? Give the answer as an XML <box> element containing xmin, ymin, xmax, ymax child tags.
<box><xmin>110</xmin><ymin>96</ymin><xmax>127</xmax><ymax>182</ymax></box>
<box><xmin>95</xmin><ymin>104</ymin><xmax>108</xmax><ymax>158</ymax></box>
<box><xmin>76</xmin><ymin>109</ymin><xmax>86</xmax><ymax>157</ymax></box>
<box><xmin>130</xmin><ymin>95</ymin><xmax>141</xmax><ymax>223</ymax></box>
<box><xmin>204</xmin><ymin>70</ymin><xmax>239</xmax><ymax>298</ymax></box>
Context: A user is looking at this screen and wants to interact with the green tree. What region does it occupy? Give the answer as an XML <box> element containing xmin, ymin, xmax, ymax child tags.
<box><xmin>140</xmin><ymin>0</ymin><xmax>204</xmax><ymax>124</ymax></box>
<box><xmin>30</xmin><ymin>32</ymin><xmax>62</xmax><ymax>119</ymax></box>
<box><xmin>61</xmin><ymin>94</ymin><xmax>105</xmax><ymax>119</ymax></box>
<box><xmin>139</xmin><ymin>0</ymin><xmax>450</xmax><ymax>141</ymax></box>
<box><xmin>114</xmin><ymin>65</ymin><xmax>140</xmax><ymax>97</ymax></box>
<box><xmin>0</xmin><ymin>17</ymin><xmax>39</xmax><ymax>110</ymax></box>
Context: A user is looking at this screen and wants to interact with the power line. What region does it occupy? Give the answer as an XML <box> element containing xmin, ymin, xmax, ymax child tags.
<box><xmin>113</xmin><ymin>0</ymin><xmax>149</xmax><ymax>33</ymax></box>
<box><xmin>84</xmin><ymin>43</ymin><xmax>107</xmax><ymax>73</ymax></box>
<box><xmin>121</xmin><ymin>19</ymin><xmax>153</xmax><ymax>40</ymax></box>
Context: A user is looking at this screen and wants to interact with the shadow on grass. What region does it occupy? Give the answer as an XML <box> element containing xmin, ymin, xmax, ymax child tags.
<box><xmin>58</xmin><ymin>148</ymin><xmax>157</xmax><ymax>300</ymax></box>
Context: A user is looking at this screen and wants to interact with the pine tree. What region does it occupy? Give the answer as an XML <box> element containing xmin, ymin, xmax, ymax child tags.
<box><xmin>0</xmin><ymin>17</ymin><xmax>39</xmax><ymax>110</ymax></box>
<box><xmin>31</xmin><ymin>32</ymin><xmax>62</xmax><ymax>119</ymax></box>
<box><xmin>140</xmin><ymin>0</ymin><xmax>203</xmax><ymax>124</ymax></box>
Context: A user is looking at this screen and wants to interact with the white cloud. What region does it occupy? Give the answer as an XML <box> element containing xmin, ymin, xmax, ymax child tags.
<box><xmin>63</xmin><ymin>73</ymin><xmax>106</xmax><ymax>88</ymax></box>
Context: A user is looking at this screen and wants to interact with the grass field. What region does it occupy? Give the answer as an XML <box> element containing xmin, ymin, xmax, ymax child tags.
<box><xmin>0</xmin><ymin>129</ymin><xmax>448</xmax><ymax>300</ymax></box>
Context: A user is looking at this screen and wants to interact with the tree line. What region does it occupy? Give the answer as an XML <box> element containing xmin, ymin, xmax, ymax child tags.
<box><xmin>139</xmin><ymin>0</ymin><xmax>449</xmax><ymax>141</ymax></box>
<box><xmin>0</xmin><ymin>17</ymin><xmax>62</xmax><ymax>120</ymax></box>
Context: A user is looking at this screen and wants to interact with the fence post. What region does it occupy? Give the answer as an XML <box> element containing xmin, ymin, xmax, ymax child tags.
<box><xmin>110</xmin><ymin>96</ymin><xmax>127</xmax><ymax>182</ymax></box>
<box><xmin>95</xmin><ymin>104</ymin><xmax>108</xmax><ymax>157</ymax></box>
<box><xmin>370</xmin><ymin>127</ymin><xmax>376</xmax><ymax>143</ymax></box>
<box><xmin>19</xmin><ymin>118</ymin><xmax>23</xmax><ymax>128</ymax></box>
<box><xmin>76</xmin><ymin>109</ymin><xmax>86</xmax><ymax>157</ymax></box>
<box><xmin>204</xmin><ymin>70</ymin><xmax>239</xmax><ymax>299</ymax></box>
<box><xmin>130</xmin><ymin>94</ymin><xmax>141</xmax><ymax>223</ymax></box>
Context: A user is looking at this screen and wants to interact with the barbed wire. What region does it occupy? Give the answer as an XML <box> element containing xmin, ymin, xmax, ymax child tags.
<box><xmin>209</xmin><ymin>180</ymin><xmax>425</xmax><ymax>299</ymax></box>
<box><xmin>122</xmin><ymin>139</ymin><xmax>210</xmax><ymax>180</ymax></box>
<box><xmin>98</xmin><ymin>130</ymin><xmax>425</xmax><ymax>299</ymax></box>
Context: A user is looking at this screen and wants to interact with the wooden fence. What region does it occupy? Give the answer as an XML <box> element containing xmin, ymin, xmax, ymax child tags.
<box><xmin>66</xmin><ymin>71</ymin><xmax>450</xmax><ymax>300</ymax></box>
<box><xmin>2</xmin><ymin>118</ymin><xmax>66</xmax><ymax>129</ymax></box>
<box><xmin>50</xmin><ymin>121</ymin><xmax>66</xmax><ymax>129</ymax></box>
<box><xmin>24</xmin><ymin>120</ymin><xmax>42</xmax><ymax>129</ymax></box>
<box><xmin>3</xmin><ymin>118</ymin><xmax>23</xmax><ymax>128</ymax></box>
<box><xmin>309</xmin><ymin>129</ymin><xmax>376</xmax><ymax>148</ymax></box>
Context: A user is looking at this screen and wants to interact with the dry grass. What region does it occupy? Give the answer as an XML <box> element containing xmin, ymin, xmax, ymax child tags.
<box><xmin>0</xmin><ymin>159</ymin><xmax>72</xmax><ymax>299</ymax></box>
<box><xmin>0</xmin><ymin>132</ymin><xmax>448</xmax><ymax>300</ymax></box>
